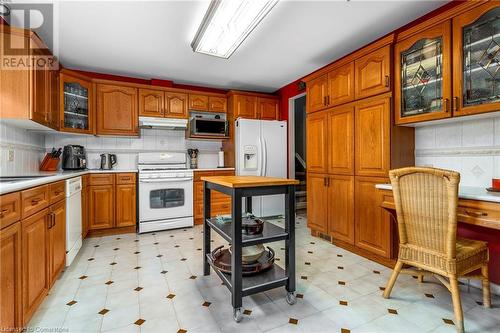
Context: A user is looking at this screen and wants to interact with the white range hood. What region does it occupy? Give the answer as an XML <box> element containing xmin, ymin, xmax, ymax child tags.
<box><xmin>139</xmin><ymin>116</ymin><xmax>188</xmax><ymax>130</ymax></box>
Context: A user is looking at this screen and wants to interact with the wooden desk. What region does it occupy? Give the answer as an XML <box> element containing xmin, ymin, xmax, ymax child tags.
<box><xmin>377</xmin><ymin>187</ymin><xmax>500</xmax><ymax>231</ymax></box>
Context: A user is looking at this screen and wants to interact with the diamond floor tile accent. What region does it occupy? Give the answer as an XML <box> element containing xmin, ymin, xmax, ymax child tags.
<box><xmin>177</xmin><ymin>329</ymin><xmax>187</xmax><ymax>333</ymax></box>
<box><xmin>425</xmin><ymin>293</ymin><xmax>435</xmax><ymax>298</ymax></box>
<box><xmin>388</xmin><ymin>309</ymin><xmax>398</xmax><ymax>315</ymax></box>
<box><xmin>25</xmin><ymin>214</ymin><xmax>500</xmax><ymax>333</ymax></box>
<box><xmin>66</xmin><ymin>300</ymin><xmax>77</xmax><ymax>306</ymax></box>
<box><xmin>98</xmin><ymin>309</ymin><xmax>109</xmax><ymax>315</ymax></box>
<box><xmin>289</xmin><ymin>318</ymin><xmax>298</xmax><ymax>325</ymax></box>
<box><xmin>134</xmin><ymin>319</ymin><xmax>145</xmax><ymax>326</ymax></box>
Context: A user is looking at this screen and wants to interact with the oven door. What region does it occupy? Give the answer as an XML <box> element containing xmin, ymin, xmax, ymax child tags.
<box><xmin>139</xmin><ymin>177</ymin><xmax>193</xmax><ymax>222</ymax></box>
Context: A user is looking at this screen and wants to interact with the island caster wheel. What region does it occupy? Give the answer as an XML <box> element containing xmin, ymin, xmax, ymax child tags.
<box><xmin>233</xmin><ymin>307</ymin><xmax>243</xmax><ymax>322</ymax></box>
<box><xmin>286</xmin><ymin>292</ymin><xmax>297</xmax><ymax>305</ymax></box>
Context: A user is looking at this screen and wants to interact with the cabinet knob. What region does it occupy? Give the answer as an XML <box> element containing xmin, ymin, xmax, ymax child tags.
<box><xmin>385</xmin><ymin>75</ymin><xmax>390</xmax><ymax>87</ymax></box>
<box><xmin>453</xmin><ymin>97</ymin><xmax>459</xmax><ymax>112</ymax></box>
<box><xmin>442</xmin><ymin>98</ymin><xmax>449</xmax><ymax>113</ymax></box>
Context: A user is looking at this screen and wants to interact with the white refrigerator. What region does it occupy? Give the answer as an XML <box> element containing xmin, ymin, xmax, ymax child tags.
<box><xmin>235</xmin><ymin>118</ymin><xmax>287</xmax><ymax>217</ymax></box>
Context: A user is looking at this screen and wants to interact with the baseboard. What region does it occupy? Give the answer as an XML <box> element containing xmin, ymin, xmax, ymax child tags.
<box><xmin>86</xmin><ymin>226</ymin><xmax>136</xmax><ymax>237</ymax></box>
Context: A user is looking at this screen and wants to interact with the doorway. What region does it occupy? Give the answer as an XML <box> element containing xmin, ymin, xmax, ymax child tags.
<box><xmin>288</xmin><ymin>93</ymin><xmax>306</xmax><ymax>214</ymax></box>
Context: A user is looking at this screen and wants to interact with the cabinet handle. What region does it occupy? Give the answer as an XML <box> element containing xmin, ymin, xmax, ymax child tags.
<box><xmin>442</xmin><ymin>98</ymin><xmax>449</xmax><ymax>113</ymax></box>
<box><xmin>327</xmin><ymin>95</ymin><xmax>330</xmax><ymax>105</ymax></box>
<box><xmin>453</xmin><ymin>97</ymin><xmax>459</xmax><ymax>112</ymax></box>
<box><xmin>0</xmin><ymin>209</ymin><xmax>8</xmax><ymax>217</ymax></box>
<box><xmin>47</xmin><ymin>214</ymin><xmax>52</xmax><ymax>229</ymax></box>
<box><xmin>323</xmin><ymin>177</ymin><xmax>327</xmax><ymax>186</ymax></box>
<box><xmin>385</xmin><ymin>75</ymin><xmax>390</xmax><ymax>87</ymax></box>
<box><xmin>465</xmin><ymin>210</ymin><xmax>487</xmax><ymax>218</ymax></box>
<box><xmin>323</xmin><ymin>96</ymin><xmax>327</xmax><ymax>106</ymax></box>
<box><xmin>31</xmin><ymin>198</ymin><xmax>41</xmax><ymax>205</ymax></box>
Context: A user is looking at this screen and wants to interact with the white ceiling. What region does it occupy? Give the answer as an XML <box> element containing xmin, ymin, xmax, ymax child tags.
<box><xmin>39</xmin><ymin>0</ymin><xmax>446</xmax><ymax>92</ymax></box>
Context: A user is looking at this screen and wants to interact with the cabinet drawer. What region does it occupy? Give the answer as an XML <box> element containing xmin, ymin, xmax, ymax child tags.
<box><xmin>49</xmin><ymin>181</ymin><xmax>66</xmax><ymax>204</ymax></box>
<box><xmin>194</xmin><ymin>200</ymin><xmax>231</xmax><ymax>219</ymax></box>
<box><xmin>89</xmin><ymin>174</ymin><xmax>115</xmax><ymax>185</ymax></box>
<box><xmin>116</xmin><ymin>173</ymin><xmax>136</xmax><ymax>185</ymax></box>
<box><xmin>0</xmin><ymin>192</ymin><xmax>21</xmax><ymax>229</ymax></box>
<box><xmin>21</xmin><ymin>185</ymin><xmax>49</xmax><ymax>219</ymax></box>
<box><xmin>194</xmin><ymin>181</ymin><xmax>231</xmax><ymax>202</ymax></box>
<box><xmin>457</xmin><ymin>200</ymin><xmax>500</xmax><ymax>229</ymax></box>
<box><xmin>82</xmin><ymin>174</ymin><xmax>90</xmax><ymax>188</ymax></box>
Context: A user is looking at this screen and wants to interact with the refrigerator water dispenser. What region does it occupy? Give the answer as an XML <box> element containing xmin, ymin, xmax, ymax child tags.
<box><xmin>243</xmin><ymin>145</ymin><xmax>258</xmax><ymax>170</ymax></box>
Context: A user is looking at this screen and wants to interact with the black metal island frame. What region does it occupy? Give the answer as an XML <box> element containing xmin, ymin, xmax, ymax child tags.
<box><xmin>202</xmin><ymin>175</ymin><xmax>300</xmax><ymax>322</ymax></box>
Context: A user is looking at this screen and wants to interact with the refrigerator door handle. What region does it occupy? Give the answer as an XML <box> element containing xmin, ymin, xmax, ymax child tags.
<box><xmin>262</xmin><ymin>137</ymin><xmax>268</xmax><ymax>176</ymax></box>
<box><xmin>258</xmin><ymin>136</ymin><xmax>264</xmax><ymax>176</ymax></box>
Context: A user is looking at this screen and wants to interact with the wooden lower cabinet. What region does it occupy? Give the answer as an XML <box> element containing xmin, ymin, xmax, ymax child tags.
<box><xmin>328</xmin><ymin>175</ymin><xmax>354</xmax><ymax>244</ymax></box>
<box><xmin>307</xmin><ymin>173</ymin><xmax>354</xmax><ymax>244</ymax></box>
<box><xmin>88</xmin><ymin>173</ymin><xmax>137</xmax><ymax>234</ymax></box>
<box><xmin>21</xmin><ymin>209</ymin><xmax>49</xmax><ymax>324</ymax></box>
<box><xmin>115</xmin><ymin>184</ymin><xmax>136</xmax><ymax>227</ymax></box>
<box><xmin>89</xmin><ymin>185</ymin><xmax>115</xmax><ymax>230</ymax></box>
<box><xmin>48</xmin><ymin>200</ymin><xmax>66</xmax><ymax>287</ymax></box>
<box><xmin>1</xmin><ymin>221</ymin><xmax>22</xmax><ymax>331</ymax></box>
<box><xmin>354</xmin><ymin>176</ymin><xmax>392</xmax><ymax>258</ymax></box>
<box><xmin>306</xmin><ymin>173</ymin><xmax>328</xmax><ymax>234</ymax></box>
<box><xmin>193</xmin><ymin>170</ymin><xmax>234</xmax><ymax>225</ymax></box>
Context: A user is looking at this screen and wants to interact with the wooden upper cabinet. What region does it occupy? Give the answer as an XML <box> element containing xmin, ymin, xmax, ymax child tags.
<box><xmin>1</xmin><ymin>221</ymin><xmax>22</xmax><ymax>331</ymax></box>
<box><xmin>453</xmin><ymin>2</ymin><xmax>500</xmax><ymax>116</ymax></box>
<box><xmin>395</xmin><ymin>21</ymin><xmax>452</xmax><ymax>125</ymax></box>
<box><xmin>355</xmin><ymin>45</ymin><xmax>391</xmax><ymax>99</ymax></box>
<box><xmin>355</xmin><ymin>176</ymin><xmax>392</xmax><ymax>258</ymax></box>
<box><xmin>327</xmin><ymin>105</ymin><xmax>354</xmax><ymax>175</ymax></box>
<box><xmin>165</xmin><ymin>92</ymin><xmax>188</xmax><ymax>118</ymax></box>
<box><xmin>22</xmin><ymin>209</ymin><xmax>49</xmax><ymax>324</ymax></box>
<box><xmin>31</xmin><ymin>52</ymin><xmax>50</xmax><ymax>127</ymax></box>
<box><xmin>50</xmin><ymin>69</ymin><xmax>60</xmax><ymax>130</ymax></box>
<box><xmin>138</xmin><ymin>88</ymin><xmax>164</xmax><ymax>118</ymax></box>
<box><xmin>307</xmin><ymin>173</ymin><xmax>328</xmax><ymax>234</ymax></box>
<box><xmin>258</xmin><ymin>97</ymin><xmax>279</xmax><ymax>120</ymax></box>
<box><xmin>89</xmin><ymin>185</ymin><xmax>115</xmax><ymax>230</ymax></box>
<box><xmin>328</xmin><ymin>62</ymin><xmax>355</xmax><ymax>106</ymax></box>
<box><xmin>306</xmin><ymin>110</ymin><xmax>328</xmax><ymax>173</ymax></box>
<box><xmin>307</xmin><ymin>74</ymin><xmax>328</xmax><ymax>113</ymax></box>
<box><xmin>328</xmin><ymin>175</ymin><xmax>354</xmax><ymax>244</ymax></box>
<box><xmin>189</xmin><ymin>94</ymin><xmax>209</xmax><ymax>111</ymax></box>
<box><xmin>96</xmin><ymin>84</ymin><xmax>138</xmax><ymax>136</ymax></box>
<box><xmin>234</xmin><ymin>95</ymin><xmax>258</xmax><ymax>119</ymax></box>
<box><xmin>208</xmin><ymin>96</ymin><xmax>227</xmax><ymax>113</ymax></box>
<box><xmin>355</xmin><ymin>96</ymin><xmax>390</xmax><ymax>177</ymax></box>
<box><xmin>59</xmin><ymin>71</ymin><xmax>94</xmax><ymax>134</ymax></box>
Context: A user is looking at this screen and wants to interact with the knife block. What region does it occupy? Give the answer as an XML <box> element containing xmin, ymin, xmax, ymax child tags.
<box><xmin>39</xmin><ymin>154</ymin><xmax>60</xmax><ymax>171</ymax></box>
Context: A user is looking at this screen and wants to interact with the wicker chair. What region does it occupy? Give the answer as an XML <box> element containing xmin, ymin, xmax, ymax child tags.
<box><xmin>383</xmin><ymin>167</ymin><xmax>490</xmax><ymax>333</ymax></box>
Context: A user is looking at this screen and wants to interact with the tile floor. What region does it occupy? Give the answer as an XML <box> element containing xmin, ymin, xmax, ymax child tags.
<box><xmin>28</xmin><ymin>215</ymin><xmax>500</xmax><ymax>333</ymax></box>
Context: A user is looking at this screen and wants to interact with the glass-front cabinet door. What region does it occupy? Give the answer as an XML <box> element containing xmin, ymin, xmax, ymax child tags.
<box><xmin>453</xmin><ymin>2</ymin><xmax>500</xmax><ymax>115</ymax></box>
<box><xmin>395</xmin><ymin>22</ymin><xmax>452</xmax><ymax>124</ymax></box>
<box><xmin>59</xmin><ymin>71</ymin><xmax>93</xmax><ymax>134</ymax></box>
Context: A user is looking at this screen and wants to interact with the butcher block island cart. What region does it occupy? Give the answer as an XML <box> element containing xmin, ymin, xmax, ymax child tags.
<box><xmin>201</xmin><ymin>176</ymin><xmax>300</xmax><ymax>322</ymax></box>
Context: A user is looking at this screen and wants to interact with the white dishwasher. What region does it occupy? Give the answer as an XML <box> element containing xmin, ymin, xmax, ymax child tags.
<box><xmin>66</xmin><ymin>176</ymin><xmax>82</xmax><ymax>266</ymax></box>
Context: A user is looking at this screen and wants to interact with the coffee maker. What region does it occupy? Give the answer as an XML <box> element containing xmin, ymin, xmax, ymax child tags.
<box><xmin>62</xmin><ymin>145</ymin><xmax>87</xmax><ymax>170</ymax></box>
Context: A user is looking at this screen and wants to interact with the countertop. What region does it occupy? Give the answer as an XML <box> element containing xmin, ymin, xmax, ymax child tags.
<box><xmin>0</xmin><ymin>169</ymin><xmax>138</xmax><ymax>195</ymax></box>
<box><xmin>192</xmin><ymin>168</ymin><xmax>235</xmax><ymax>172</ymax></box>
<box><xmin>201</xmin><ymin>176</ymin><xmax>299</xmax><ymax>188</ymax></box>
<box><xmin>375</xmin><ymin>184</ymin><xmax>500</xmax><ymax>203</ymax></box>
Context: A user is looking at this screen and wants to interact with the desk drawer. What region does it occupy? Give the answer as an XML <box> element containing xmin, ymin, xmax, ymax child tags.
<box><xmin>21</xmin><ymin>185</ymin><xmax>49</xmax><ymax>219</ymax></box>
<box><xmin>0</xmin><ymin>192</ymin><xmax>21</xmax><ymax>229</ymax></box>
<box><xmin>90</xmin><ymin>174</ymin><xmax>115</xmax><ymax>185</ymax></box>
<box><xmin>49</xmin><ymin>181</ymin><xmax>66</xmax><ymax>204</ymax></box>
<box><xmin>116</xmin><ymin>173</ymin><xmax>136</xmax><ymax>185</ymax></box>
<box><xmin>457</xmin><ymin>200</ymin><xmax>500</xmax><ymax>229</ymax></box>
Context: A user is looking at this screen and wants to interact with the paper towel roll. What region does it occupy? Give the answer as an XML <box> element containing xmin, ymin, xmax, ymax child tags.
<box><xmin>218</xmin><ymin>149</ymin><xmax>224</xmax><ymax>168</ymax></box>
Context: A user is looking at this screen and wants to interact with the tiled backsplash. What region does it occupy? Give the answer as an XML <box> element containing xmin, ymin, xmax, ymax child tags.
<box><xmin>44</xmin><ymin>129</ymin><xmax>223</xmax><ymax>170</ymax></box>
<box><xmin>415</xmin><ymin>115</ymin><xmax>500</xmax><ymax>187</ymax></box>
<box><xmin>0</xmin><ymin>122</ymin><xmax>46</xmax><ymax>176</ymax></box>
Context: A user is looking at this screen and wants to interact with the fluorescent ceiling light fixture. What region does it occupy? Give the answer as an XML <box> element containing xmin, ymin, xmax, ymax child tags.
<box><xmin>192</xmin><ymin>0</ymin><xmax>278</xmax><ymax>59</ymax></box>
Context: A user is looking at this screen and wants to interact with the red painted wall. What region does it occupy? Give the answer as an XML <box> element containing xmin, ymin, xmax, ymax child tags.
<box><xmin>274</xmin><ymin>0</ymin><xmax>500</xmax><ymax>283</ymax></box>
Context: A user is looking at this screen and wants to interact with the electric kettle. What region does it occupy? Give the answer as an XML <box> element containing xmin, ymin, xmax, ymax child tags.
<box><xmin>100</xmin><ymin>154</ymin><xmax>117</xmax><ymax>170</ymax></box>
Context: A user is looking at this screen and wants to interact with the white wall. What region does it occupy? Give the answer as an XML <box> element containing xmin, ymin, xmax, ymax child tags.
<box><xmin>415</xmin><ymin>115</ymin><xmax>500</xmax><ymax>187</ymax></box>
<box><xmin>44</xmin><ymin>129</ymin><xmax>222</xmax><ymax>170</ymax></box>
<box><xmin>0</xmin><ymin>122</ymin><xmax>46</xmax><ymax>176</ymax></box>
